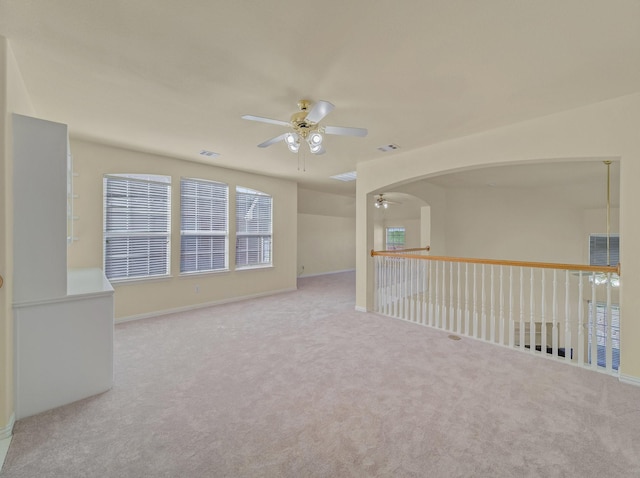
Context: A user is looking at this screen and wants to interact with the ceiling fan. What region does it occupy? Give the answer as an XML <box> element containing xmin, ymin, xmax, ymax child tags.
<box><xmin>374</xmin><ymin>194</ymin><xmax>401</xmax><ymax>209</ymax></box>
<box><xmin>242</xmin><ymin>99</ymin><xmax>367</xmax><ymax>155</ymax></box>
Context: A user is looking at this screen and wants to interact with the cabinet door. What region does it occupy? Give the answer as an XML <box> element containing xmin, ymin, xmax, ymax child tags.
<box><xmin>13</xmin><ymin>114</ymin><xmax>68</xmax><ymax>303</ymax></box>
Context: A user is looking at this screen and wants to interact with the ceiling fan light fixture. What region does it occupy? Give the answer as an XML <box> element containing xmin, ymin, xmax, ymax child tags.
<box><xmin>285</xmin><ymin>132</ymin><xmax>300</xmax><ymax>152</ymax></box>
<box><xmin>308</xmin><ymin>132</ymin><xmax>323</xmax><ymax>146</ymax></box>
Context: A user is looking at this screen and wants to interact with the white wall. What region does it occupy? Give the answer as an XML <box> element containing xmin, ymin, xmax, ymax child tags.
<box><xmin>297</xmin><ymin>188</ymin><xmax>355</xmax><ymax>276</ymax></box>
<box><xmin>443</xmin><ymin>185</ymin><xmax>588</xmax><ymax>264</ymax></box>
<box><xmin>68</xmin><ymin>139</ymin><xmax>298</xmax><ymax>320</ymax></box>
<box><xmin>1</xmin><ymin>37</ymin><xmax>37</xmax><ymax>435</ymax></box>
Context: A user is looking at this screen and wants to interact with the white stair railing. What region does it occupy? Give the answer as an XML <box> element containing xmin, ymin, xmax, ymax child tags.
<box><xmin>372</xmin><ymin>249</ymin><xmax>621</xmax><ymax>375</ymax></box>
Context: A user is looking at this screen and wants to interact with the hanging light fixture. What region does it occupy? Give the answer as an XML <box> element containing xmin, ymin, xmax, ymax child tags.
<box><xmin>284</xmin><ymin>132</ymin><xmax>300</xmax><ymax>153</ymax></box>
<box><xmin>307</xmin><ymin>131</ymin><xmax>323</xmax><ymax>154</ymax></box>
<box><xmin>591</xmin><ymin>160</ymin><xmax>619</xmax><ymax>287</ymax></box>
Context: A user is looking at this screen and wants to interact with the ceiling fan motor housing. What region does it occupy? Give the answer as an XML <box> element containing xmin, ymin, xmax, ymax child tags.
<box><xmin>291</xmin><ymin>100</ymin><xmax>317</xmax><ymax>138</ymax></box>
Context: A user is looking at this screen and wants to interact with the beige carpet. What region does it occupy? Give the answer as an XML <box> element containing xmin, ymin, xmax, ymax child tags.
<box><xmin>2</xmin><ymin>271</ymin><xmax>640</xmax><ymax>477</ymax></box>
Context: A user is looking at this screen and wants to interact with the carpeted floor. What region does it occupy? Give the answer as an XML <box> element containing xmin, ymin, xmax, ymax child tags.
<box><xmin>2</xmin><ymin>271</ymin><xmax>640</xmax><ymax>477</ymax></box>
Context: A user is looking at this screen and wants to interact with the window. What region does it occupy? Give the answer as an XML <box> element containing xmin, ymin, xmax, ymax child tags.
<box><xmin>235</xmin><ymin>187</ymin><xmax>272</xmax><ymax>268</ymax></box>
<box><xmin>180</xmin><ymin>178</ymin><xmax>228</xmax><ymax>273</ymax></box>
<box><xmin>103</xmin><ymin>174</ymin><xmax>171</xmax><ymax>281</ymax></box>
<box><xmin>588</xmin><ymin>302</ymin><xmax>620</xmax><ymax>370</ymax></box>
<box><xmin>386</xmin><ymin>227</ymin><xmax>405</xmax><ymax>250</ymax></box>
<box><xmin>589</xmin><ymin>234</ymin><xmax>620</xmax><ymax>266</ymax></box>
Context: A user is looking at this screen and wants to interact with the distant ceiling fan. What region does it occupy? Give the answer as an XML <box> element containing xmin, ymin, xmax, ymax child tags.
<box><xmin>242</xmin><ymin>99</ymin><xmax>367</xmax><ymax>155</ymax></box>
<box><xmin>374</xmin><ymin>194</ymin><xmax>401</xmax><ymax>209</ymax></box>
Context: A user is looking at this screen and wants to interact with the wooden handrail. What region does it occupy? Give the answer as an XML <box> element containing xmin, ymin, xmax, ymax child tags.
<box><xmin>372</xmin><ymin>246</ymin><xmax>430</xmax><ymax>255</ymax></box>
<box><xmin>370</xmin><ymin>250</ymin><xmax>620</xmax><ymax>275</ymax></box>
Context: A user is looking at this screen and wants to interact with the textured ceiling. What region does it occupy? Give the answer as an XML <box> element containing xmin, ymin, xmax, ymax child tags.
<box><xmin>1</xmin><ymin>0</ymin><xmax>639</xmax><ymax>195</ymax></box>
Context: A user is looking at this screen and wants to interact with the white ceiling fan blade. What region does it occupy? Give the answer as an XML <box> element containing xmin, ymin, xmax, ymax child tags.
<box><xmin>305</xmin><ymin>100</ymin><xmax>335</xmax><ymax>124</ymax></box>
<box><xmin>242</xmin><ymin>115</ymin><xmax>290</xmax><ymax>128</ymax></box>
<box><xmin>258</xmin><ymin>133</ymin><xmax>287</xmax><ymax>148</ymax></box>
<box><xmin>324</xmin><ymin>125</ymin><xmax>368</xmax><ymax>137</ymax></box>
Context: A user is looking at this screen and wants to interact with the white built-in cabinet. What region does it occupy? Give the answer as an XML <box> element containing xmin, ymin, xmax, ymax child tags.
<box><xmin>12</xmin><ymin>114</ymin><xmax>114</xmax><ymax>420</ymax></box>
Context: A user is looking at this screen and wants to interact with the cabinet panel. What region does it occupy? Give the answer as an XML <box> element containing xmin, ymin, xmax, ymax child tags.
<box><xmin>13</xmin><ymin>114</ymin><xmax>68</xmax><ymax>304</ymax></box>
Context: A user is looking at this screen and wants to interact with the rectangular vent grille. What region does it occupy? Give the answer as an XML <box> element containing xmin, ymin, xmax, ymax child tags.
<box><xmin>377</xmin><ymin>144</ymin><xmax>400</xmax><ymax>152</ymax></box>
<box><xmin>199</xmin><ymin>150</ymin><xmax>220</xmax><ymax>158</ymax></box>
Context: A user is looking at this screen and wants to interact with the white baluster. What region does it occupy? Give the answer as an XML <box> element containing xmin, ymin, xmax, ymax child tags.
<box><xmin>606</xmin><ymin>274</ymin><xmax>613</xmax><ymax>373</ymax></box>
<box><xmin>411</xmin><ymin>259</ymin><xmax>416</xmax><ymax>322</ymax></box>
<box><xmin>519</xmin><ymin>268</ymin><xmax>525</xmax><ymax>350</ymax></box>
<box><xmin>434</xmin><ymin>261</ymin><xmax>440</xmax><ymax>327</ymax></box>
<box><xmin>499</xmin><ymin>266</ymin><xmax>505</xmax><ymax>346</ymax></box>
<box><xmin>490</xmin><ymin>265</ymin><xmax>495</xmax><ymax>343</ymax></box>
<box><xmin>590</xmin><ymin>272</ymin><xmax>597</xmax><ymax>369</ymax></box>
<box><xmin>473</xmin><ymin>264</ymin><xmax>478</xmax><ymax>338</ymax></box>
<box><xmin>428</xmin><ymin>260</ymin><xmax>434</xmax><ymax>326</ymax></box>
<box><xmin>509</xmin><ymin>267</ymin><xmax>514</xmax><ymax>348</ymax></box>
<box><xmin>441</xmin><ymin>260</ymin><xmax>447</xmax><ymax>329</ymax></box>
<box><xmin>457</xmin><ymin>262</ymin><xmax>462</xmax><ymax>333</ymax></box>
<box><xmin>465</xmin><ymin>263</ymin><xmax>470</xmax><ymax>336</ymax></box>
<box><xmin>449</xmin><ymin>262</ymin><xmax>454</xmax><ymax>332</ymax></box>
<box><xmin>481</xmin><ymin>264</ymin><xmax>486</xmax><ymax>340</ymax></box>
<box><xmin>564</xmin><ymin>270</ymin><xmax>571</xmax><ymax>363</ymax></box>
<box><xmin>541</xmin><ymin>269</ymin><xmax>547</xmax><ymax>355</ymax></box>
<box><xmin>552</xmin><ymin>270</ymin><xmax>558</xmax><ymax>357</ymax></box>
<box><xmin>577</xmin><ymin>271</ymin><xmax>584</xmax><ymax>366</ymax></box>
<box><xmin>529</xmin><ymin>268</ymin><xmax>535</xmax><ymax>354</ymax></box>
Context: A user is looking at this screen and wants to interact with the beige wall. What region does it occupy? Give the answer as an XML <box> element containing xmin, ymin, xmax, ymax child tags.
<box><xmin>443</xmin><ymin>185</ymin><xmax>592</xmax><ymax>264</ymax></box>
<box><xmin>1</xmin><ymin>37</ymin><xmax>37</xmax><ymax>434</ymax></box>
<box><xmin>356</xmin><ymin>93</ymin><xmax>640</xmax><ymax>381</ymax></box>
<box><xmin>68</xmin><ymin>139</ymin><xmax>298</xmax><ymax>320</ymax></box>
<box><xmin>297</xmin><ymin>214</ymin><xmax>355</xmax><ymax>276</ymax></box>
<box><xmin>297</xmin><ymin>188</ymin><xmax>355</xmax><ymax>276</ymax></box>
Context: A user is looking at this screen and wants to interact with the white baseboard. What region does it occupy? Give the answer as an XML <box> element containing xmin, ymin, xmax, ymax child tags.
<box><xmin>298</xmin><ymin>269</ymin><xmax>355</xmax><ymax>278</ymax></box>
<box><xmin>619</xmin><ymin>373</ymin><xmax>640</xmax><ymax>387</ymax></box>
<box><xmin>0</xmin><ymin>414</ymin><xmax>14</xmax><ymax>441</ymax></box>
<box><xmin>355</xmin><ymin>306</ymin><xmax>368</xmax><ymax>313</ymax></box>
<box><xmin>115</xmin><ymin>287</ymin><xmax>298</xmax><ymax>324</ymax></box>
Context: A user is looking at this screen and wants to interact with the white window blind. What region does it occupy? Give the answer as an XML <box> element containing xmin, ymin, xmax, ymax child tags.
<box><xmin>588</xmin><ymin>302</ymin><xmax>620</xmax><ymax>370</ymax></box>
<box><xmin>103</xmin><ymin>174</ymin><xmax>171</xmax><ymax>280</ymax></box>
<box><xmin>181</xmin><ymin>178</ymin><xmax>228</xmax><ymax>273</ymax></box>
<box><xmin>589</xmin><ymin>234</ymin><xmax>620</xmax><ymax>266</ymax></box>
<box><xmin>235</xmin><ymin>187</ymin><xmax>272</xmax><ymax>268</ymax></box>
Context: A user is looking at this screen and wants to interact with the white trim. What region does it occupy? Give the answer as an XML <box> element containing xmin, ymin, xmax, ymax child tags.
<box><xmin>619</xmin><ymin>373</ymin><xmax>640</xmax><ymax>387</ymax></box>
<box><xmin>299</xmin><ymin>268</ymin><xmax>355</xmax><ymax>278</ymax></box>
<box><xmin>0</xmin><ymin>414</ymin><xmax>14</xmax><ymax>440</ymax></box>
<box><xmin>0</xmin><ymin>436</ymin><xmax>11</xmax><ymax>473</ymax></box>
<box><xmin>115</xmin><ymin>287</ymin><xmax>297</xmax><ymax>324</ymax></box>
<box><xmin>355</xmin><ymin>305</ymin><xmax>368</xmax><ymax>313</ymax></box>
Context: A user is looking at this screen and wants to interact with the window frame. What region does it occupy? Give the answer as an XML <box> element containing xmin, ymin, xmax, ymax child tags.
<box><xmin>589</xmin><ymin>233</ymin><xmax>620</xmax><ymax>267</ymax></box>
<box><xmin>235</xmin><ymin>186</ymin><xmax>273</xmax><ymax>269</ymax></box>
<box><xmin>385</xmin><ymin>226</ymin><xmax>406</xmax><ymax>251</ymax></box>
<box><xmin>180</xmin><ymin>177</ymin><xmax>229</xmax><ymax>275</ymax></box>
<box><xmin>103</xmin><ymin>174</ymin><xmax>172</xmax><ymax>282</ymax></box>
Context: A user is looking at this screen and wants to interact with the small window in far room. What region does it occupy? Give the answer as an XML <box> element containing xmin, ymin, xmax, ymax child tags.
<box><xmin>386</xmin><ymin>227</ymin><xmax>405</xmax><ymax>250</ymax></box>
<box><xmin>589</xmin><ymin>233</ymin><xmax>620</xmax><ymax>266</ymax></box>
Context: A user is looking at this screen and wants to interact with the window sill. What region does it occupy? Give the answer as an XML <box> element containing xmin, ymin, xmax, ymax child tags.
<box><xmin>179</xmin><ymin>269</ymin><xmax>230</xmax><ymax>277</ymax></box>
<box><xmin>109</xmin><ymin>274</ymin><xmax>173</xmax><ymax>286</ymax></box>
<box><xmin>235</xmin><ymin>264</ymin><xmax>273</xmax><ymax>272</ymax></box>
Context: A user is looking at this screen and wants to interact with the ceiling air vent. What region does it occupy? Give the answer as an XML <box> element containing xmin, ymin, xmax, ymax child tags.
<box><xmin>377</xmin><ymin>144</ymin><xmax>400</xmax><ymax>152</ymax></box>
<box><xmin>199</xmin><ymin>150</ymin><xmax>220</xmax><ymax>158</ymax></box>
<box><xmin>330</xmin><ymin>171</ymin><xmax>357</xmax><ymax>182</ymax></box>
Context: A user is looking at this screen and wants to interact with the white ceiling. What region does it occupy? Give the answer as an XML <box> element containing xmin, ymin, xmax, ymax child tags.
<box><xmin>1</xmin><ymin>1</ymin><xmax>639</xmax><ymax>195</ymax></box>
